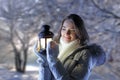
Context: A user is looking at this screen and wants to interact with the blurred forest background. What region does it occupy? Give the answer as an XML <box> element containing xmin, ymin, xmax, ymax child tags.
<box><xmin>0</xmin><ymin>0</ymin><xmax>120</xmax><ymax>80</ymax></box>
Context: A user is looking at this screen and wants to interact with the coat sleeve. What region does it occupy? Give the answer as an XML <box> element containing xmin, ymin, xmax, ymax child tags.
<box><xmin>47</xmin><ymin>59</ymin><xmax>73</xmax><ymax>80</ymax></box>
<box><xmin>47</xmin><ymin>48</ymin><xmax>92</xmax><ymax>80</ymax></box>
<box><xmin>33</xmin><ymin>43</ymin><xmax>52</xmax><ymax>80</ymax></box>
<box><xmin>37</xmin><ymin>58</ymin><xmax>52</xmax><ymax>80</ymax></box>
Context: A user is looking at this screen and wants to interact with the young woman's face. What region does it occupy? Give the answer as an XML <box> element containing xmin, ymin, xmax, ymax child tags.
<box><xmin>61</xmin><ymin>20</ymin><xmax>77</xmax><ymax>43</ymax></box>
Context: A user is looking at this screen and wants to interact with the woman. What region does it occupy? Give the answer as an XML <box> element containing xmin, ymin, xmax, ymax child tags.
<box><xmin>34</xmin><ymin>14</ymin><xmax>106</xmax><ymax>80</ymax></box>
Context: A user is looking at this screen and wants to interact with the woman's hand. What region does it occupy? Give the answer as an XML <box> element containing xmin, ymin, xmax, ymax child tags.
<box><xmin>46</xmin><ymin>41</ymin><xmax>59</xmax><ymax>64</ymax></box>
<box><xmin>33</xmin><ymin>42</ymin><xmax>48</xmax><ymax>66</ymax></box>
<box><xmin>46</xmin><ymin>41</ymin><xmax>68</xmax><ymax>80</ymax></box>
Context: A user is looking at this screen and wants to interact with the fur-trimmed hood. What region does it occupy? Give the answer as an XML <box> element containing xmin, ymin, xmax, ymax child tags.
<box><xmin>86</xmin><ymin>43</ymin><xmax>106</xmax><ymax>66</ymax></box>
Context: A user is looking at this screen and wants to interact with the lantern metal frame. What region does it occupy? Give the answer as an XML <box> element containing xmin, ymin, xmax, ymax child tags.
<box><xmin>37</xmin><ymin>25</ymin><xmax>54</xmax><ymax>54</ymax></box>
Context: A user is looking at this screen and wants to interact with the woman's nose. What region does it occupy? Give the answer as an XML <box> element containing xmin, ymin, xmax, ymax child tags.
<box><xmin>65</xmin><ymin>30</ymin><xmax>71</xmax><ymax>35</ymax></box>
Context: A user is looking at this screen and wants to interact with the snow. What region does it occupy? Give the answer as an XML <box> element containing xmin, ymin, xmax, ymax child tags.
<box><xmin>0</xmin><ymin>65</ymin><xmax>39</xmax><ymax>80</ymax></box>
<box><xmin>0</xmin><ymin>63</ymin><xmax>120</xmax><ymax>80</ymax></box>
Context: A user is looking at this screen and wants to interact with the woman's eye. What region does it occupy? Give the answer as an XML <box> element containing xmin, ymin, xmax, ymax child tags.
<box><xmin>70</xmin><ymin>29</ymin><xmax>76</xmax><ymax>33</ymax></box>
<box><xmin>62</xmin><ymin>28</ymin><xmax>66</xmax><ymax>31</ymax></box>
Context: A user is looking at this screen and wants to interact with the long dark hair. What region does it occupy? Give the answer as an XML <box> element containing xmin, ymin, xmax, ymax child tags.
<box><xmin>54</xmin><ymin>14</ymin><xmax>89</xmax><ymax>45</ymax></box>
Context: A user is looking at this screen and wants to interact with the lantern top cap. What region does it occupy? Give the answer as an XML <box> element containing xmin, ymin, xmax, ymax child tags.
<box><xmin>38</xmin><ymin>24</ymin><xmax>54</xmax><ymax>38</ymax></box>
<box><xmin>42</xmin><ymin>25</ymin><xmax>50</xmax><ymax>31</ymax></box>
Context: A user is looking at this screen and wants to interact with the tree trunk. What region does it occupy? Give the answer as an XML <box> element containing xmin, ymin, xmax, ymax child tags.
<box><xmin>14</xmin><ymin>50</ymin><xmax>27</xmax><ymax>73</ymax></box>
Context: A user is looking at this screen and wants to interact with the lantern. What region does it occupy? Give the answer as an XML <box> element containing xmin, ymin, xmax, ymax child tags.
<box><xmin>37</xmin><ymin>25</ymin><xmax>54</xmax><ymax>54</ymax></box>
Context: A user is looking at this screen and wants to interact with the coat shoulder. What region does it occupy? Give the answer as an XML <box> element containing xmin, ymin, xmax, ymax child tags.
<box><xmin>87</xmin><ymin>43</ymin><xmax>106</xmax><ymax>66</ymax></box>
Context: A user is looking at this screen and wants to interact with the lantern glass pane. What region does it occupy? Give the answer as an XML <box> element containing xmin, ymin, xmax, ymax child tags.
<box><xmin>37</xmin><ymin>39</ymin><xmax>40</xmax><ymax>51</ymax></box>
<box><xmin>40</xmin><ymin>38</ymin><xmax>45</xmax><ymax>49</ymax></box>
<box><xmin>47</xmin><ymin>38</ymin><xmax>52</xmax><ymax>44</ymax></box>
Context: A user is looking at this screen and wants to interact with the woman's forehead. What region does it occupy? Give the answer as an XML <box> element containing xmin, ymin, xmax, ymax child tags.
<box><xmin>63</xmin><ymin>19</ymin><xmax>75</xmax><ymax>29</ymax></box>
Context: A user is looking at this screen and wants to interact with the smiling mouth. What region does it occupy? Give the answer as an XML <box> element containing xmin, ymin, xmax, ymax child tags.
<box><xmin>64</xmin><ymin>37</ymin><xmax>71</xmax><ymax>40</ymax></box>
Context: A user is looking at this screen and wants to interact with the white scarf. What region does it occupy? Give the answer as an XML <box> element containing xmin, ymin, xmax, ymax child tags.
<box><xmin>57</xmin><ymin>37</ymin><xmax>80</xmax><ymax>62</ymax></box>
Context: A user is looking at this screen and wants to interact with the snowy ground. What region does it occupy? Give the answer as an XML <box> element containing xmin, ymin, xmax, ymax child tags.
<box><xmin>0</xmin><ymin>62</ymin><xmax>120</xmax><ymax>80</ymax></box>
<box><xmin>0</xmin><ymin>65</ymin><xmax>39</xmax><ymax>80</ymax></box>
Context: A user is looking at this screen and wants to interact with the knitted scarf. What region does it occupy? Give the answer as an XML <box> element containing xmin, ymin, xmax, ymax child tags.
<box><xmin>57</xmin><ymin>37</ymin><xmax>80</xmax><ymax>63</ymax></box>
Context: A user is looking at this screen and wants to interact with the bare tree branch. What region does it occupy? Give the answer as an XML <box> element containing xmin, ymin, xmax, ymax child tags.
<box><xmin>92</xmin><ymin>0</ymin><xmax>120</xmax><ymax>19</ymax></box>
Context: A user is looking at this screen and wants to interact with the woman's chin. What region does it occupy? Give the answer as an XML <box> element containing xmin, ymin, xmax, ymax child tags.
<box><xmin>63</xmin><ymin>39</ymin><xmax>71</xmax><ymax>43</ymax></box>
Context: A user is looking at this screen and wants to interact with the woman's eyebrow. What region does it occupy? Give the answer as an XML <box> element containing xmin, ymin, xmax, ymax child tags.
<box><xmin>62</xmin><ymin>26</ymin><xmax>66</xmax><ymax>28</ymax></box>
